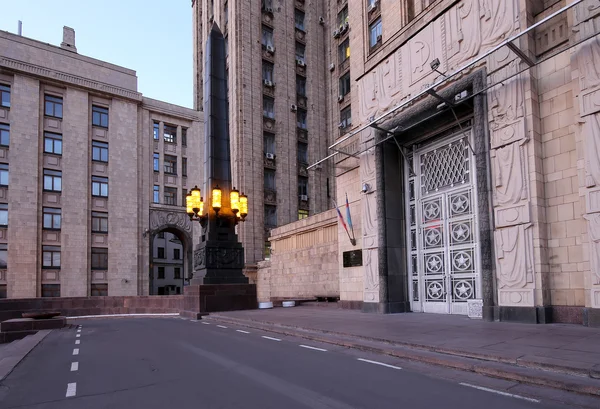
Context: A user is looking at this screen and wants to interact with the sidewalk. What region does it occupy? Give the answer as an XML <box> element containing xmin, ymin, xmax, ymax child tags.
<box><xmin>0</xmin><ymin>330</ymin><xmax>50</xmax><ymax>381</ymax></box>
<box><xmin>211</xmin><ymin>305</ymin><xmax>600</xmax><ymax>395</ymax></box>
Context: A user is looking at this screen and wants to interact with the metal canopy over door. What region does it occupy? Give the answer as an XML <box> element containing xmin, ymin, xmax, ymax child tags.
<box><xmin>406</xmin><ymin>128</ymin><xmax>481</xmax><ymax>315</ymax></box>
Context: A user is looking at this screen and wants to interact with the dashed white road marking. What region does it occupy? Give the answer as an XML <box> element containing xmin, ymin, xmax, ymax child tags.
<box><xmin>236</xmin><ymin>330</ymin><xmax>250</xmax><ymax>334</ymax></box>
<box><xmin>66</xmin><ymin>383</ymin><xmax>77</xmax><ymax>397</ymax></box>
<box><xmin>459</xmin><ymin>383</ymin><xmax>540</xmax><ymax>403</ymax></box>
<box><xmin>76</xmin><ymin>334</ymin><xmax>81</xmax><ymax>338</ymax></box>
<box><xmin>217</xmin><ymin>325</ymin><xmax>228</xmax><ymax>329</ymax></box>
<box><xmin>72</xmin><ymin>348</ymin><xmax>79</xmax><ymax>356</ymax></box>
<box><xmin>261</xmin><ymin>336</ymin><xmax>281</xmax><ymax>342</ymax></box>
<box><xmin>201</xmin><ymin>322</ymin><xmax>210</xmax><ymax>325</ymax></box>
<box><xmin>299</xmin><ymin>345</ymin><xmax>327</xmax><ymax>352</ymax></box>
<box><xmin>357</xmin><ymin>358</ymin><xmax>402</xmax><ymax>370</ymax></box>
<box><xmin>70</xmin><ymin>362</ymin><xmax>79</xmax><ymax>372</ymax></box>
<box><xmin>75</xmin><ymin>340</ymin><xmax>80</xmax><ymax>345</ymax></box>
<box><xmin>77</xmin><ymin>329</ymin><xmax>81</xmax><ymax>333</ymax></box>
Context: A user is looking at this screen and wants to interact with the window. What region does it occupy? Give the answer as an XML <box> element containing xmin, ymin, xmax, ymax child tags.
<box><xmin>296</xmin><ymin>76</ymin><xmax>306</xmax><ymax>97</ymax></box>
<box><xmin>298</xmin><ymin>142</ymin><xmax>308</xmax><ymax>165</ymax></box>
<box><xmin>157</xmin><ymin>247</ymin><xmax>165</xmax><ymax>259</ymax></box>
<box><xmin>263</xmin><ymin>96</ymin><xmax>274</xmax><ymax>119</ymax></box>
<box><xmin>92</xmin><ymin>176</ymin><xmax>108</xmax><ymax>197</ymax></box>
<box><xmin>262</xmin><ymin>26</ymin><xmax>273</xmax><ymax>48</ymax></box>
<box><xmin>153</xmin><ymin>153</ymin><xmax>159</xmax><ymax>172</ymax></box>
<box><xmin>182</xmin><ymin>189</ymin><xmax>187</xmax><ymax>207</ymax></box>
<box><xmin>264</xmin><ymin>169</ymin><xmax>276</xmax><ymax>190</ymax></box>
<box><xmin>0</xmin><ymin>85</ymin><xmax>10</xmax><ymax>108</ymax></box>
<box><xmin>92</xmin><ymin>141</ymin><xmax>108</xmax><ymax>162</ymax></box>
<box><xmin>264</xmin><ymin>205</ymin><xmax>277</xmax><ymax>227</ymax></box>
<box><xmin>157</xmin><ymin>232</ymin><xmax>165</xmax><ymax>239</ymax></box>
<box><xmin>91</xmin><ymin>284</ymin><xmax>108</xmax><ymax>296</ymax></box>
<box><xmin>295</xmin><ymin>9</ymin><xmax>305</xmax><ymax>31</ymax></box>
<box><xmin>264</xmin><ymin>132</ymin><xmax>275</xmax><ymax>155</ymax></box>
<box><xmin>295</xmin><ymin>43</ymin><xmax>305</xmax><ymax>60</ymax></box>
<box><xmin>298</xmin><ymin>209</ymin><xmax>309</xmax><ymax>220</ymax></box>
<box><xmin>224</xmin><ymin>2</ymin><xmax>228</xmax><ymax>25</ymax></box>
<box><xmin>42</xmin><ymin>284</ymin><xmax>60</xmax><ymax>298</ymax></box>
<box><xmin>92</xmin><ymin>105</ymin><xmax>109</xmax><ymax>128</ymax></box>
<box><xmin>164</xmin><ymin>124</ymin><xmax>177</xmax><ymax>143</ymax></box>
<box><xmin>339</xmin><ymin>38</ymin><xmax>350</xmax><ymax>63</ymax></box>
<box><xmin>42</xmin><ymin>245</ymin><xmax>61</xmax><ymax>268</ymax></box>
<box><xmin>0</xmin><ymin>204</ymin><xmax>6</xmax><ymax>227</ymax></box>
<box><xmin>91</xmin><ymin>247</ymin><xmax>108</xmax><ymax>270</ymax></box>
<box><xmin>43</xmin><ymin>169</ymin><xmax>62</xmax><ymax>191</ymax></box>
<box><xmin>368</xmin><ymin>0</ymin><xmax>377</xmax><ymax>7</ymax></box>
<box><xmin>0</xmin><ymin>244</ymin><xmax>6</xmax><ymax>269</ymax></box>
<box><xmin>262</xmin><ymin>61</ymin><xmax>274</xmax><ymax>82</ymax></box>
<box><xmin>174</xmin><ymin>267</ymin><xmax>181</xmax><ymax>279</ymax></box>
<box><xmin>298</xmin><ymin>176</ymin><xmax>308</xmax><ymax>196</ymax></box>
<box><xmin>43</xmin><ymin>207</ymin><xmax>61</xmax><ymax>230</ymax></box>
<box><xmin>174</xmin><ymin>248</ymin><xmax>181</xmax><ymax>260</ymax></box>
<box><xmin>164</xmin><ymin>187</ymin><xmax>177</xmax><ymax>206</ymax></box>
<box><xmin>158</xmin><ymin>266</ymin><xmax>165</xmax><ymax>279</ymax></box>
<box><xmin>153</xmin><ymin>122</ymin><xmax>160</xmax><ymax>140</ymax></box>
<box><xmin>0</xmin><ymin>164</ymin><xmax>7</xmax><ymax>187</ymax></box>
<box><xmin>297</xmin><ymin>109</ymin><xmax>307</xmax><ymax>129</ymax></box>
<box><xmin>44</xmin><ymin>95</ymin><xmax>63</xmax><ymax>118</ymax></box>
<box><xmin>0</xmin><ymin>124</ymin><xmax>8</xmax><ymax>147</ymax></box>
<box><xmin>182</xmin><ymin>128</ymin><xmax>187</xmax><ymax>146</ymax></box>
<box><xmin>164</xmin><ymin>155</ymin><xmax>177</xmax><ymax>174</ymax></box>
<box><xmin>339</xmin><ymin>72</ymin><xmax>351</xmax><ymax>97</ymax></box>
<box><xmin>92</xmin><ymin>212</ymin><xmax>108</xmax><ymax>233</ymax></box>
<box><xmin>182</xmin><ymin>158</ymin><xmax>187</xmax><ymax>177</ymax></box>
<box><xmin>369</xmin><ymin>18</ymin><xmax>382</xmax><ymax>48</ymax></box>
<box><xmin>44</xmin><ymin>132</ymin><xmax>62</xmax><ymax>155</ymax></box>
<box><xmin>340</xmin><ymin>105</ymin><xmax>352</xmax><ymax>129</ymax></box>
<box><xmin>338</xmin><ymin>6</ymin><xmax>349</xmax><ymax>26</ymax></box>
<box><xmin>262</xmin><ymin>0</ymin><xmax>273</xmax><ymax>9</ymax></box>
<box><xmin>153</xmin><ymin>185</ymin><xmax>160</xmax><ymax>203</ymax></box>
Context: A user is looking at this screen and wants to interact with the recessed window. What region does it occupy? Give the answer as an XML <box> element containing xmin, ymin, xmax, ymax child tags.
<box><xmin>262</xmin><ymin>61</ymin><xmax>274</xmax><ymax>82</ymax></box>
<box><xmin>157</xmin><ymin>247</ymin><xmax>165</xmax><ymax>259</ymax></box>
<box><xmin>158</xmin><ymin>266</ymin><xmax>165</xmax><ymax>279</ymax></box>
<box><xmin>338</xmin><ymin>6</ymin><xmax>349</xmax><ymax>27</ymax></box>
<box><xmin>295</xmin><ymin>43</ymin><xmax>305</xmax><ymax>60</ymax></box>
<box><xmin>182</xmin><ymin>158</ymin><xmax>187</xmax><ymax>177</ymax></box>
<box><xmin>297</xmin><ymin>109</ymin><xmax>307</xmax><ymax>129</ymax></box>
<box><xmin>44</xmin><ymin>132</ymin><xmax>62</xmax><ymax>155</ymax></box>
<box><xmin>262</xmin><ymin>0</ymin><xmax>273</xmax><ymax>9</ymax></box>
<box><xmin>264</xmin><ymin>132</ymin><xmax>275</xmax><ymax>156</ymax></box>
<box><xmin>153</xmin><ymin>153</ymin><xmax>159</xmax><ymax>172</ymax></box>
<box><xmin>164</xmin><ymin>155</ymin><xmax>177</xmax><ymax>175</ymax></box>
<box><xmin>92</xmin><ymin>140</ymin><xmax>108</xmax><ymax>162</ymax></box>
<box><xmin>0</xmin><ymin>244</ymin><xmax>6</xmax><ymax>269</ymax></box>
<box><xmin>0</xmin><ymin>85</ymin><xmax>10</xmax><ymax>108</ymax></box>
<box><xmin>164</xmin><ymin>187</ymin><xmax>177</xmax><ymax>206</ymax></box>
<box><xmin>153</xmin><ymin>185</ymin><xmax>160</xmax><ymax>203</ymax></box>
<box><xmin>153</xmin><ymin>122</ymin><xmax>160</xmax><ymax>140</ymax></box>
<box><xmin>262</xmin><ymin>25</ymin><xmax>273</xmax><ymax>48</ymax></box>
<box><xmin>295</xmin><ymin>9</ymin><xmax>305</xmax><ymax>31</ymax></box>
<box><xmin>43</xmin><ymin>207</ymin><xmax>61</xmax><ymax>230</ymax></box>
<box><xmin>0</xmin><ymin>123</ymin><xmax>9</xmax><ymax>147</ymax></box>
<box><xmin>173</xmin><ymin>248</ymin><xmax>181</xmax><ymax>260</ymax></box>
<box><xmin>339</xmin><ymin>72</ymin><xmax>351</xmax><ymax>97</ymax></box>
<box><xmin>92</xmin><ymin>211</ymin><xmax>108</xmax><ymax>233</ymax></box>
<box><xmin>298</xmin><ymin>142</ymin><xmax>308</xmax><ymax>165</ymax></box>
<box><xmin>298</xmin><ymin>209</ymin><xmax>309</xmax><ymax>220</ymax></box>
<box><xmin>45</xmin><ymin>95</ymin><xmax>63</xmax><ymax>118</ymax></box>
<box><xmin>264</xmin><ymin>205</ymin><xmax>277</xmax><ymax>228</ymax></box>
<box><xmin>91</xmin><ymin>283</ymin><xmax>108</xmax><ymax>296</ymax></box>
<box><xmin>91</xmin><ymin>247</ymin><xmax>108</xmax><ymax>270</ymax></box>
<box><xmin>42</xmin><ymin>245</ymin><xmax>61</xmax><ymax>268</ymax></box>
<box><xmin>340</xmin><ymin>105</ymin><xmax>352</xmax><ymax>129</ymax></box>
<box><xmin>174</xmin><ymin>267</ymin><xmax>181</xmax><ymax>279</ymax></box>
<box><xmin>164</xmin><ymin>124</ymin><xmax>177</xmax><ymax>144</ymax></box>
<box><xmin>92</xmin><ymin>176</ymin><xmax>108</xmax><ymax>197</ymax></box>
<box><xmin>41</xmin><ymin>284</ymin><xmax>60</xmax><ymax>297</ymax></box>
<box><xmin>264</xmin><ymin>169</ymin><xmax>276</xmax><ymax>190</ymax></box>
<box><xmin>263</xmin><ymin>96</ymin><xmax>274</xmax><ymax>119</ymax></box>
<box><xmin>339</xmin><ymin>38</ymin><xmax>350</xmax><ymax>63</ymax></box>
<box><xmin>92</xmin><ymin>105</ymin><xmax>109</xmax><ymax>128</ymax></box>
<box><xmin>369</xmin><ymin>18</ymin><xmax>382</xmax><ymax>48</ymax></box>
<box><xmin>43</xmin><ymin>169</ymin><xmax>62</xmax><ymax>192</ymax></box>
<box><xmin>296</xmin><ymin>76</ymin><xmax>306</xmax><ymax>97</ymax></box>
<box><xmin>298</xmin><ymin>176</ymin><xmax>308</xmax><ymax>196</ymax></box>
<box><xmin>182</xmin><ymin>128</ymin><xmax>187</xmax><ymax>146</ymax></box>
<box><xmin>0</xmin><ymin>204</ymin><xmax>7</xmax><ymax>227</ymax></box>
<box><xmin>0</xmin><ymin>163</ymin><xmax>7</xmax><ymax>187</ymax></box>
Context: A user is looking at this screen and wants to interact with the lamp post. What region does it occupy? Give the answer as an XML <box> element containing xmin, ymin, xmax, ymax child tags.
<box><xmin>186</xmin><ymin>184</ymin><xmax>248</xmax><ymax>227</ymax></box>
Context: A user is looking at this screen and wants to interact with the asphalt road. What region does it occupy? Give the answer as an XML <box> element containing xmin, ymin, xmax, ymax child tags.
<box><xmin>0</xmin><ymin>317</ymin><xmax>593</xmax><ymax>409</ymax></box>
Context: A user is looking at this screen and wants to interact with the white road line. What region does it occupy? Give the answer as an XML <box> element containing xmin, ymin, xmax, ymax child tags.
<box><xmin>460</xmin><ymin>383</ymin><xmax>540</xmax><ymax>403</ymax></box>
<box><xmin>261</xmin><ymin>336</ymin><xmax>281</xmax><ymax>342</ymax></box>
<box><xmin>75</xmin><ymin>340</ymin><xmax>80</xmax><ymax>345</ymax></box>
<box><xmin>236</xmin><ymin>330</ymin><xmax>250</xmax><ymax>334</ymax></box>
<box><xmin>201</xmin><ymin>322</ymin><xmax>210</xmax><ymax>325</ymax></box>
<box><xmin>72</xmin><ymin>348</ymin><xmax>79</xmax><ymax>356</ymax></box>
<box><xmin>70</xmin><ymin>362</ymin><xmax>79</xmax><ymax>372</ymax></box>
<box><xmin>217</xmin><ymin>325</ymin><xmax>228</xmax><ymax>329</ymax></box>
<box><xmin>76</xmin><ymin>334</ymin><xmax>81</xmax><ymax>338</ymax></box>
<box><xmin>299</xmin><ymin>345</ymin><xmax>327</xmax><ymax>352</ymax></box>
<box><xmin>66</xmin><ymin>313</ymin><xmax>179</xmax><ymax>319</ymax></box>
<box><xmin>357</xmin><ymin>358</ymin><xmax>402</xmax><ymax>370</ymax></box>
<box><xmin>77</xmin><ymin>329</ymin><xmax>81</xmax><ymax>333</ymax></box>
<box><xmin>66</xmin><ymin>382</ymin><xmax>77</xmax><ymax>397</ymax></box>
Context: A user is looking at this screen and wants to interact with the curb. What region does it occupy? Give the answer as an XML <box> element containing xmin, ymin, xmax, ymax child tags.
<box><xmin>209</xmin><ymin>314</ymin><xmax>600</xmax><ymax>398</ymax></box>
<box><xmin>0</xmin><ymin>330</ymin><xmax>51</xmax><ymax>382</ymax></box>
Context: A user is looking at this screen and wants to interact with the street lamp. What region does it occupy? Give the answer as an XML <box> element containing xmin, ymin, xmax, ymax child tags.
<box><xmin>186</xmin><ymin>184</ymin><xmax>248</xmax><ymax>226</ymax></box>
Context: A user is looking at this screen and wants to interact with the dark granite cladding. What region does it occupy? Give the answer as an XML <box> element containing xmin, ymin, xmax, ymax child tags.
<box><xmin>552</xmin><ymin>306</ymin><xmax>584</xmax><ymax>325</ymax></box>
<box><xmin>340</xmin><ymin>300</ymin><xmax>363</xmax><ymax>310</ymax></box>
<box><xmin>181</xmin><ymin>284</ymin><xmax>257</xmax><ymax>315</ymax></box>
<box><xmin>488</xmin><ymin>306</ymin><xmax>553</xmax><ymax>324</ymax></box>
<box><xmin>585</xmin><ymin>308</ymin><xmax>600</xmax><ymax>328</ymax></box>
<box><xmin>0</xmin><ymin>317</ymin><xmax>66</xmax><ymax>332</ymax></box>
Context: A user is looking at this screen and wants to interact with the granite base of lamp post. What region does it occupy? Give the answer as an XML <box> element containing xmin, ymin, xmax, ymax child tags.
<box><xmin>180</xmin><ymin>283</ymin><xmax>257</xmax><ymax>319</ymax></box>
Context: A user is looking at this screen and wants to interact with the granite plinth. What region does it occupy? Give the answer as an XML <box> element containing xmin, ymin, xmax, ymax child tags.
<box><xmin>181</xmin><ymin>284</ymin><xmax>257</xmax><ymax>316</ymax></box>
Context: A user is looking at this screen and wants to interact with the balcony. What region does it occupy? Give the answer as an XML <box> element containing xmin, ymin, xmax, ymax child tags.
<box><xmin>295</xmin><ymin>28</ymin><xmax>306</xmax><ymax>43</ymax></box>
<box><xmin>263</xmin><ymin>80</ymin><xmax>275</xmax><ymax>97</ymax></box>
<box><xmin>298</xmin><ymin>162</ymin><xmax>308</xmax><ymax>177</ymax></box>
<box><xmin>297</xmin><ymin>94</ymin><xmax>307</xmax><ymax>110</ymax></box>
<box><xmin>296</xmin><ymin>58</ymin><xmax>307</xmax><ymax>76</ymax></box>
<box><xmin>263</xmin><ymin>116</ymin><xmax>276</xmax><ymax>132</ymax></box>
<box><xmin>264</xmin><ymin>188</ymin><xmax>277</xmax><ymax>205</ymax></box>
<box><xmin>262</xmin><ymin>45</ymin><xmax>275</xmax><ymax>62</ymax></box>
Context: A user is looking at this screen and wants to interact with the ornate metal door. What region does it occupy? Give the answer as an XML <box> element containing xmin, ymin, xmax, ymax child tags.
<box><xmin>406</xmin><ymin>130</ymin><xmax>480</xmax><ymax>314</ymax></box>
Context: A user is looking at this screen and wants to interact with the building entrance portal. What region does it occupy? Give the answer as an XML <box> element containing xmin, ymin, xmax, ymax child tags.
<box><xmin>406</xmin><ymin>128</ymin><xmax>481</xmax><ymax>315</ymax></box>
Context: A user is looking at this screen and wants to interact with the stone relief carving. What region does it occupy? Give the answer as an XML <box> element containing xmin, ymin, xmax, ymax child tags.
<box><xmin>593</xmin><ymin>289</ymin><xmax>600</xmax><ymax>309</ymax></box>
<box><xmin>578</xmin><ymin>36</ymin><xmax>600</xmax><ymax>92</ymax></box>
<box><xmin>489</xmin><ymin>63</ymin><xmax>524</xmax><ymax>129</ymax></box>
<box><xmin>361</xmin><ymin>191</ymin><xmax>378</xmax><ymax>249</ymax></box>
<box><xmin>494</xmin><ymin>223</ymin><xmax>533</xmax><ymax>289</ymax></box>
<box><xmin>149</xmin><ymin>210</ymin><xmax>193</xmax><ymax>236</ymax></box>
<box><xmin>363</xmin><ymin>248</ymin><xmax>379</xmax><ymax>303</ymax></box>
<box><xmin>586</xmin><ymin>188</ymin><xmax>600</xmax><ymax>213</ymax></box>
<box><xmin>583</xmin><ymin>113</ymin><xmax>600</xmax><ymax>188</ymax></box>
<box><xmin>584</xmin><ymin>213</ymin><xmax>600</xmax><ymax>285</ymax></box>
<box><xmin>573</xmin><ymin>0</ymin><xmax>600</xmax><ymax>26</ymax></box>
<box><xmin>492</xmin><ymin>141</ymin><xmax>527</xmax><ymax>206</ymax></box>
<box><xmin>358</xmin><ymin>52</ymin><xmax>402</xmax><ymax>122</ymax></box>
<box><xmin>498</xmin><ymin>288</ymin><xmax>534</xmax><ymax>307</ymax></box>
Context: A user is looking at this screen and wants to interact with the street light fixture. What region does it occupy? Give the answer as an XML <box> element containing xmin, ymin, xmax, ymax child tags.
<box><xmin>186</xmin><ymin>184</ymin><xmax>248</xmax><ymax>226</ymax></box>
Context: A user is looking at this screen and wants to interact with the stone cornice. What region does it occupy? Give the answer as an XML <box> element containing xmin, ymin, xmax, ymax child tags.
<box><xmin>142</xmin><ymin>98</ymin><xmax>201</xmax><ymax>122</ymax></box>
<box><xmin>0</xmin><ymin>57</ymin><xmax>143</xmax><ymax>101</ymax></box>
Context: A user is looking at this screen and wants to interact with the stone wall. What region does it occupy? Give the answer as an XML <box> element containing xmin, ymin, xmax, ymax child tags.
<box><xmin>256</xmin><ymin>209</ymin><xmax>339</xmax><ymax>302</ymax></box>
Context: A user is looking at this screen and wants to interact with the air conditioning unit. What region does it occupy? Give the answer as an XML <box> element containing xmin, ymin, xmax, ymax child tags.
<box><xmin>338</xmin><ymin>122</ymin><xmax>345</xmax><ymax>129</ymax></box>
<box><xmin>376</xmin><ymin>34</ymin><xmax>382</xmax><ymax>43</ymax></box>
<box><xmin>333</xmin><ymin>29</ymin><xmax>340</xmax><ymax>38</ymax></box>
<box><xmin>266</xmin><ymin>45</ymin><xmax>275</xmax><ymax>54</ymax></box>
<box><xmin>338</xmin><ymin>95</ymin><xmax>344</xmax><ymax>103</ymax></box>
<box><xmin>296</xmin><ymin>58</ymin><xmax>306</xmax><ymax>67</ymax></box>
<box><xmin>290</xmin><ymin>104</ymin><xmax>298</xmax><ymax>112</ymax></box>
<box><xmin>299</xmin><ymin>195</ymin><xmax>308</xmax><ymax>201</ymax></box>
<box><xmin>265</xmin><ymin>152</ymin><xmax>275</xmax><ymax>160</ymax></box>
<box><xmin>329</xmin><ymin>63</ymin><xmax>335</xmax><ymax>71</ymax></box>
<box><xmin>263</xmin><ymin>79</ymin><xmax>274</xmax><ymax>87</ymax></box>
<box><xmin>319</xmin><ymin>16</ymin><xmax>325</xmax><ymax>25</ymax></box>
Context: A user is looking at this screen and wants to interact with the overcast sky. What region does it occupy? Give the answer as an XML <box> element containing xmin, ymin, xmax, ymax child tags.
<box><xmin>1</xmin><ymin>0</ymin><xmax>194</xmax><ymax>108</ymax></box>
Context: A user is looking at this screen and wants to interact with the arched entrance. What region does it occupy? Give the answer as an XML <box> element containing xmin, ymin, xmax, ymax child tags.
<box><xmin>148</xmin><ymin>210</ymin><xmax>195</xmax><ymax>296</ymax></box>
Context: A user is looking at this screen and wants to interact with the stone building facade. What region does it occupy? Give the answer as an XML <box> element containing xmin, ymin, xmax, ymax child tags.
<box><xmin>0</xmin><ymin>27</ymin><xmax>202</xmax><ymax>298</ymax></box>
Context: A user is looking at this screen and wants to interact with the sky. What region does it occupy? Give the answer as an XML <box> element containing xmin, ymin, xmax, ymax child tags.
<box><xmin>0</xmin><ymin>0</ymin><xmax>194</xmax><ymax>108</ymax></box>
